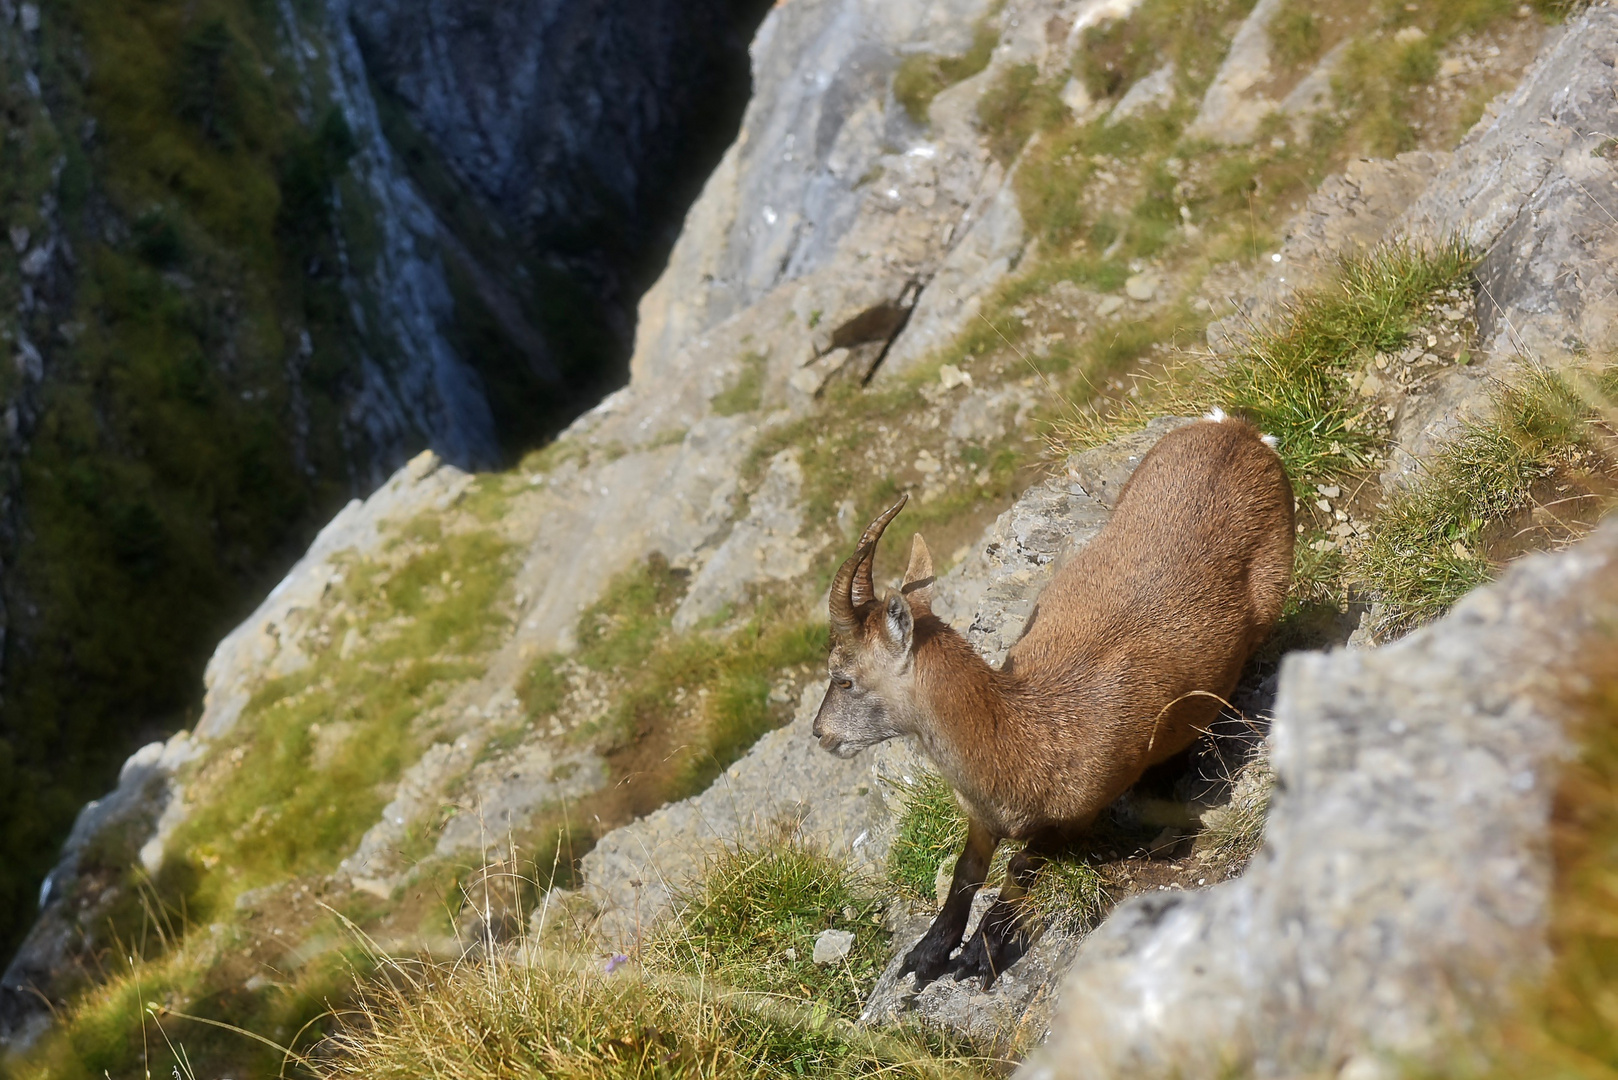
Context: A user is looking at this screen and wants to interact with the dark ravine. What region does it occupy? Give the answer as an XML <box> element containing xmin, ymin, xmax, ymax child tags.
<box><xmin>347</xmin><ymin>0</ymin><xmax>776</xmax><ymax>441</ymax></box>
<box><xmin>0</xmin><ymin>0</ymin><xmax>769</xmax><ymax>966</ymax></box>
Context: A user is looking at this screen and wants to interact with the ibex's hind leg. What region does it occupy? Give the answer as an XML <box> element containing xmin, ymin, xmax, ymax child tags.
<box><xmin>952</xmin><ymin>831</ymin><xmax>1059</xmax><ymax>988</ymax></box>
<box><xmin>900</xmin><ymin>820</ymin><xmax>997</xmax><ymax>988</ymax></box>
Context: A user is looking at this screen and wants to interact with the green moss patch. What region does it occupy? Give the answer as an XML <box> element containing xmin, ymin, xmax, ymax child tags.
<box><xmin>712</xmin><ymin>351</ymin><xmax>767</xmax><ymax>416</ymax></box>
<box><xmin>164</xmin><ymin>516</ymin><xmax>516</xmax><ymax>919</ymax></box>
<box><xmin>518</xmin><ymin>555</ymin><xmax>827</xmax><ymax>810</ymax></box>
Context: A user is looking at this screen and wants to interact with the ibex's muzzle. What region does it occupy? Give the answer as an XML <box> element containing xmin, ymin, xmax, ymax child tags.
<box><xmin>811</xmin><ymin>687</ymin><xmax>851</xmax><ymax>756</ymax></box>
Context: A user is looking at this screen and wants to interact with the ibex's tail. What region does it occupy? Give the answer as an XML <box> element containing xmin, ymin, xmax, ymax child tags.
<box><xmin>1203</xmin><ymin>406</ymin><xmax>1279</xmax><ymax>448</ymax></box>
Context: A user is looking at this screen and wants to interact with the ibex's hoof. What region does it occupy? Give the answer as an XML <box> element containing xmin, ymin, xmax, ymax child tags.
<box><xmin>950</xmin><ymin>932</ymin><xmax>998</xmax><ymax>989</ymax></box>
<box><xmin>899</xmin><ymin>939</ymin><xmax>957</xmax><ymax>989</ymax></box>
<box><xmin>952</xmin><ymin>923</ymin><xmax>1023</xmax><ymax>989</ymax></box>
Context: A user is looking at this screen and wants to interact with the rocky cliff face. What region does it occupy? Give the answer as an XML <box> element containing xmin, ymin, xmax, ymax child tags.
<box><xmin>2</xmin><ymin>0</ymin><xmax>1609</xmax><ymax>1072</ymax></box>
<box><xmin>347</xmin><ymin>0</ymin><xmax>768</xmax><ymax>353</ymax></box>
<box><xmin>0</xmin><ymin>0</ymin><xmax>768</xmax><ymax>974</ymax></box>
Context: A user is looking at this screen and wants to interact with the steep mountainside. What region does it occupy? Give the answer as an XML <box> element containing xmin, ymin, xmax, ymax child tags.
<box><xmin>4</xmin><ymin>0</ymin><xmax>1611</xmax><ymax>1074</ymax></box>
<box><xmin>0</xmin><ymin>0</ymin><xmax>767</xmax><ymax>966</ymax></box>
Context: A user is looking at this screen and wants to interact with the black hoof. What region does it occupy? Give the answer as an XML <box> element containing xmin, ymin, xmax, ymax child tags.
<box><xmin>951</xmin><ymin>919</ymin><xmax>1026</xmax><ymax>989</ymax></box>
<box><xmin>899</xmin><ymin>934</ymin><xmax>959</xmax><ymax>988</ymax></box>
<box><xmin>951</xmin><ymin>930</ymin><xmax>995</xmax><ymax>987</ymax></box>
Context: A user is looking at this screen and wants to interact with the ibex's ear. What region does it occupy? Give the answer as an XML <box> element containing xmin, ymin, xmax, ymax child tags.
<box><xmin>883</xmin><ymin>593</ymin><xmax>915</xmax><ymax>652</ymax></box>
<box><xmin>901</xmin><ymin>533</ymin><xmax>934</xmax><ymax>612</ymax></box>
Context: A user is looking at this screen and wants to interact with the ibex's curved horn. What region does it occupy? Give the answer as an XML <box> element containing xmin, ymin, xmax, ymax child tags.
<box><xmin>829</xmin><ymin>542</ymin><xmax>872</xmax><ymax>638</ymax></box>
<box><xmin>851</xmin><ymin>494</ymin><xmax>909</xmax><ymax>608</ymax></box>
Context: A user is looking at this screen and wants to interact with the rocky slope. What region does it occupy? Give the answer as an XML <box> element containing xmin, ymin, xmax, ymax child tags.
<box><xmin>0</xmin><ymin>0</ymin><xmax>767</xmax><ymax>967</ymax></box>
<box><xmin>3</xmin><ymin>0</ymin><xmax>1609</xmax><ymax>1072</ymax></box>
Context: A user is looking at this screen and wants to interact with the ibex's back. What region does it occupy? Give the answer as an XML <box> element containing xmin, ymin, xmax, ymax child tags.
<box><xmin>1015</xmin><ymin>416</ymin><xmax>1291</xmax><ymax>682</ymax></box>
<box><xmin>979</xmin><ymin>416</ymin><xmax>1293</xmax><ymax>827</ymax></box>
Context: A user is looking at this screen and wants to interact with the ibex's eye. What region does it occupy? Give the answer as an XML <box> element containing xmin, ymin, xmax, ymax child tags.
<box><xmin>832</xmin><ymin>676</ymin><xmax>854</xmax><ymax>691</ymax></box>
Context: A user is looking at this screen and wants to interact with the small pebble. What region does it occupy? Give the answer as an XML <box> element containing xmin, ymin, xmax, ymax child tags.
<box><xmin>813</xmin><ymin>929</ymin><xmax>855</xmax><ymax>965</ymax></box>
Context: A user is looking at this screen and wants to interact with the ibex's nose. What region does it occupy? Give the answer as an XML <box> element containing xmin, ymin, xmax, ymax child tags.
<box><xmin>811</xmin><ymin>715</ymin><xmax>824</xmax><ymax>739</ymax></box>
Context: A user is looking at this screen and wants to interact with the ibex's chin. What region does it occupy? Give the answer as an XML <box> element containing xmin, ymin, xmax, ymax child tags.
<box><xmin>817</xmin><ymin>734</ymin><xmax>858</xmax><ymax>758</ymax></box>
<box><xmin>814</xmin><ymin>415</ymin><xmax>1295</xmax><ymax>991</ymax></box>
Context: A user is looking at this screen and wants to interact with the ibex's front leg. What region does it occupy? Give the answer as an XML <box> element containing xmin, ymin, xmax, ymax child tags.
<box><xmin>899</xmin><ymin>820</ymin><xmax>998</xmax><ymax>988</ymax></box>
<box><xmin>953</xmin><ymin>831</ymin><xmax>1057</xmax><ymax>988</ymax></box>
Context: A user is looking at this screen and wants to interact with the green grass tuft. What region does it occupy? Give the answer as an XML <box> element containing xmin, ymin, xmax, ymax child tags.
<box><xmin>887</xmin><ymin>774</ymin><xmax>970</xmax><ymax>903</ymax></box>
<box><xmin>976</xmin><ymin>64</ymin><xmax>1068</xmax><ymax>166</ymax></box>
<box><xmin>1352</xmin><ymin>366</ymin><xmax>1614</xmax><ymax>632</ymax></box>
<box><xmin>575</xmin><ymin>552</ymin><xmax>690</xmax><ymax>674</ymax></box>
<box><xmin>1053</xmin><ymin>240</ymin><xmax>1478</xmax><ymax>491</ymax></box>
<box><xmin>648</xmin><ymin>839</ymin><xmax>889</xmax><ymax>1020</ymax></box>
<box><xmin>893</xmin><ymin>9</ymin><xmax>1001</xmax><ymax>125</ymax></box>
<box><xmin>312</xmin><ymin>947</ymin><xmax>990</xmax><ymax>1080</ymax></box>
<box><xmin>1268</xmin><ymin>0</ymin><xmax>1323</xmax><ymax>67</ymax></box>
<box><xmin>1219</xmin><ymin>241</ymin><xmax>1477</xmax><ymax>485</ymax></box>
<box><xmin>712</xmin><ymin>351</ymin><xmax>767</xmax><ymax>416</ymax></box>
<box><xmin>1026</xmin><ymin>857</ymin><xmax>1111</xmax><ymax>934</ymax></box>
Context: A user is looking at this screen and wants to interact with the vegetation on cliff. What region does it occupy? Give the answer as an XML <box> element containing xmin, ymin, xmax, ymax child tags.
<box><xmin>0</xmin><ymin>0</ymin><xmax>362</xmax><ymax>963</ymax></box>
<box><xmin>5</xmin><ymin>0</ymin><xmax>1611</xmax><ymax>1074</ymax></box>
<box><xmin>0</xmin><ymin>0</ymin><xmax>771</xmax><ymax>968</ymax></box>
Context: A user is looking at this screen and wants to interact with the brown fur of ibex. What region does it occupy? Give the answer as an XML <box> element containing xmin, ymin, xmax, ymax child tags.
<box><xmin>812</xmin><ymin>416</ymin><xmax>1294</xmax><ymax>987</ymax></box>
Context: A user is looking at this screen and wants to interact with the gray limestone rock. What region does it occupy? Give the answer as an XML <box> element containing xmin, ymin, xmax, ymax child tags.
<box><xmin>1399</xmin><ymin>6</ymin><xmax>1618</xmax><ymax>363</ymax></box>
<box><xmin>813</xmin><ymin>928</ymin><xmax>856</xmax><ymax>964</ymax></box>
<box><xmin>432</xmin><ymin>743</ymin><xmax>607</xmax><ymax>859</ymax></box>
<box><xmin>1022</xmin><ymin>519</ymin><xmax>1618</xmax><ymax>1079</ymax></box>
<box><xmin>1204</xmin><ymin>153</ymin><xmax>1451</xmax><ymax>354</ymax></box>
<box><xmin>674</xmin><ymin>449</ymin><xmax>819</xmax><ymax>630</ymax></box>
<box><xmin>861</xmin><ymin>890</ymin><xmax>1087</xmax><ymax>1050</ymax></box>
<box><xmin>318</xmin><ymin>1</ymin><xmax>505</xmax><ymax>473</ymax></box>
<box><xmin>1184</xmin><ymin>0</ymin><xmax>1283</xmax><ymax>145</ymax></box>
<box><xmin>879</xmin><ymin>160</ymin><xmax>1027</xmax><ymax>379</ymax></box>
<box><xmin>1109</xmin><ymin>63</ymin><xmax>1175</xmax><ymax>123</ymax></box>
<box><xmin>932</xmin><ymin>473</ymin><xmax>1112</xmax><ymax>666</ymax></box>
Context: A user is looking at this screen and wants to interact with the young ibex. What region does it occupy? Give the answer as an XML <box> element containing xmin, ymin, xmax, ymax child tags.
<box><xmin>813</xmin><ymin>414</ymin><xmax>1294</xmax><ymax>987</ymax></box>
